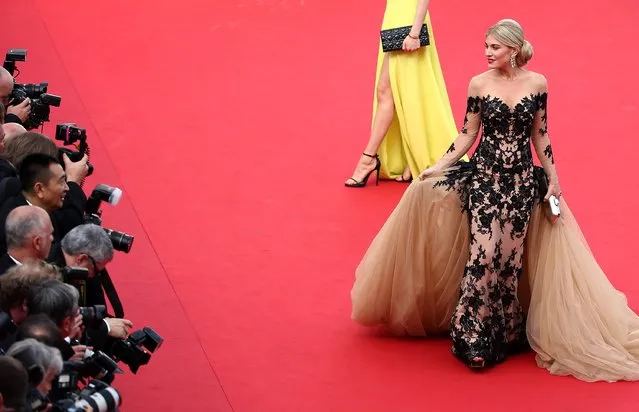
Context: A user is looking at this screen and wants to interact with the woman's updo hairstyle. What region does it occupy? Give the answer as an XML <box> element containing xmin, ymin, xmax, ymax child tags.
<box><xmin>486</xmin><ymin>19</ymin><xmax>533</xmax><ymax>67</ymax></box>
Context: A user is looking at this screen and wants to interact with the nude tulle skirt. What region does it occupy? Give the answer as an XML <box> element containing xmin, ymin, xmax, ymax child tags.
<box><xmin>351</xmin><ymin>164</ymin><xmax>639</xmax><ymax>382</ymax></box>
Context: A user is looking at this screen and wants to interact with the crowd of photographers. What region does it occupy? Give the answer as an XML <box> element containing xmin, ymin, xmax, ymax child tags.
<box><xmin>0</xmin><ymin>50</ymin><xmax>162</xmax><ymax>412</ymax></box>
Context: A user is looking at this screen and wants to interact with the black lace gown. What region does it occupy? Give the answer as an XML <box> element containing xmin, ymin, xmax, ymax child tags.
<box><xmin>439</xmin><ymin>93</ymin><xmax>549</xmax><ymax>364</ymax></box>
<box><xmin>351</xmin><ymin>88</ymin><xmax>639</xmax><ymax>381</ymax></box>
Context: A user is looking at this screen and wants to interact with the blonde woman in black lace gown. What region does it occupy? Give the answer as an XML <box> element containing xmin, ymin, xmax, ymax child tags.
<box><xmin>351</xmin><ymin>19</ymin><xmax>639</xmax><ymax>381</ymax></box>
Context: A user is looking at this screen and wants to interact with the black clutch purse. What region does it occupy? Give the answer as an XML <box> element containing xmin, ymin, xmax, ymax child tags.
<box><xmin>380</xmin><ymin>24</ymin><xmax>429</xmax><ymax>52</ymax></box>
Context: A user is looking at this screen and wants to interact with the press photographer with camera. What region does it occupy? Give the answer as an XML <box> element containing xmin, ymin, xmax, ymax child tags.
<box><xmin>15</xmin><ymin>314</ymin><xmax>64</xmax><ymax>351</ymax></box>
<box><xmin>26</xmin><ymin>279</ymin><xmax>85</xmax><ymax>361</ymax></box>
<box><xmin>0</xmin><ymin>152</ymin><xmax>88</xmax><ymax>258</ymax></box>
<box><xmin>0</xmin><ymin>67</ymin><xmax>32</xmax><ymax>127</ymax></box>
<box><xmin>0</xmin><ymin>133</ymin><xmax>89</xmax><ymax>241</ymax></box>
<box><xmin>0</xmin><ymin>133</ymin><xmax>62</xmax><ymax>209</ymax></box>
<box><xmin>0</xmin><ymin>47</ymin><xmax>161</xmax><ymax>409</ymax></box>
<box><xmin>58</xmin><ymin>224</ymin><xmax>133</xmax><ymax>340</ymax></box>
<box><xmin>3</xmin><ymin>296</ymin><xmax>125</xmax><ymax>411</ymax></box>
<box><xmin>0</xmin><ymin>261</ymin><xmax>62</xmax><ymax>353</ymax></box>
<box><xmin>6</xmin><ymin>337</ymin><xmax>64</xmax><ymax>411</ymax></box>
<box><xmin>6</xmin><ymin>337</ymin><xmax>123</xmax><ymax>412</ymax></box>
<box><xmin>1</xmin><ymin>50</ymin><xmax>62</xmax><ymax>132</ymax></box>
<box><xmin>0</xmin><ymin>206</ymin><xmax>53</xmax><ymax>275</ymax></box>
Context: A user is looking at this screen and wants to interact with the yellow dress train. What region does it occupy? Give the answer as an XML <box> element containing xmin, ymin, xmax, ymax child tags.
<box><xmin>373</xmin><ymin>2</ymin><xmax>462</xmax><ymax>180</ymax></box>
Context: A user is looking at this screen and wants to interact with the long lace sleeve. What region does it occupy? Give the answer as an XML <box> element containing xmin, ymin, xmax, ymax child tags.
<box><xmin>436</xmin><ymin>81</ymin><xmax>482</xmax><ymax>169</ymax></box>
<box><xmin>531</xmin><ymin>80</ymin><xmax>559</xmax><ymax>184</ymax></box>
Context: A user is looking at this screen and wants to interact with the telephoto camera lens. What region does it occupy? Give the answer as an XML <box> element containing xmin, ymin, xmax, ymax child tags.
<box><xmin>104</xmin><ymin>228</ymin><xmax>134</xmax><ymax>253</ymax></box>
<box><xmin>74</xmin><ymin>380</ymin><xmax>122</xmax><ymax>412</ymax></box>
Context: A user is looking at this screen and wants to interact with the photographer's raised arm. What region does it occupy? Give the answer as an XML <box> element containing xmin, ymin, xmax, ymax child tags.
<box><xmin>49</xmin><ymin>154</ymin><xmax>90</xmax><ymax>249</ymax></box>
<box><xmin>63</xmin><ymin>153</ymin><xmax>89</xmax><ymax>186</ymax></box>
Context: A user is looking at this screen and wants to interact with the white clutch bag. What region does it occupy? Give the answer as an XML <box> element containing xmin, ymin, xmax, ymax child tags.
<box><xmin>545</xmin><ymin>195</ymin><xmax>561</xmax><ymax>223</ymax></box>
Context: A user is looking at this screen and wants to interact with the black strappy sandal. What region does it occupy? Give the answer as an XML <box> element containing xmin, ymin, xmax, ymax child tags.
<box><xmin>345</xmin><ymin>153</ymin><xmax>381</xmax><ymax>188</ymax></box>
<box><xmin>394</xmin><ymin>175</ymin><xmax>413</xmax><ymax>183</ymax></box>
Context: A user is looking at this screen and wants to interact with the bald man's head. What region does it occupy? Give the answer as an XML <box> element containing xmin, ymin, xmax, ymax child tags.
<box><xmin>0</xmin><ymin>67</ymin><xmax>14</xmax><ymax>107</ymax></box>
<box><xmin>3</xmin><ymin>122</ymin><xmax>26</xmax><ymax>141</ymax></box>
<box><xmin>5</xmin><ymin>205</ymin><xmax>53</xmax><ymax>258</ymax></box>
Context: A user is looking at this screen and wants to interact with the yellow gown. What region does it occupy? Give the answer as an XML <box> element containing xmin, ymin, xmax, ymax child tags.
<box><xmin>374</xmin><ymin>1</ymin><xmax>464</xmax><ymax>180</ymax></box>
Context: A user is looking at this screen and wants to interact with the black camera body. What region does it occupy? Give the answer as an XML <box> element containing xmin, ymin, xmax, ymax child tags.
<box><xmin>11</xmin><ymin>82</ymin><xmax>62</xmax><ymax>130</ymax></box>
<box><xmin>75</xmin><ymin>348</ymin><xmax>121</xmax><ymax>385</ymax></box>
<box><xmin>61</xmin><ymin>266</ymin><xmax>90</xmax><ymax>306</ymax></box>
<box><xmin>56</xmin><ymin>123</ymin><xmax>94</xmax><ymax>177</ymax></box>
<box><xmin>3</xmin><ymin>49</ymin><xmax>62</xmax><ymax>130</ymax></box>
<box><xmin>110</xmin><ymin>326</ymin><xmax>163</xmax><ymax>374</ymax></box>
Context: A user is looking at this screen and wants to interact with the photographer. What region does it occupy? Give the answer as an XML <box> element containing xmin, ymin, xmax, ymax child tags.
<box><xmin>0</xmin><ymin>261</ymin><xmax>62</xmax><ymax>353</ymax></box>
<box><xmin>0</xmin><ymin>152</ymin><xmax>88</xmax><ymax>257</ymax></box>
<box><xmin>59</xmin><ymin>224</ymin><xmax>133</xmax><ymax>340</ymax></box>
<box><xmin>6</xmin><ymin>338</ymin><xmax>63</xmax><ymax>410</ymax></box>
<box><xmin>26</xmin><ymin>279</ymin><xmax>83</xmax><ymax>361</ymax></box>
<box><xmin>3</xmin><ymin>132</ymin><xmax>59</xmax><ymax>173</ymax></box>
<box><xmin>15</xmin><ymin>314</ymin><xmax>63</xmax><ymax>351</ymax></box>
<box><xmin>0</xmin><ymin>205</ymin><xmax>53</xmax><ymax>275</ymax></box>
<box><xmin>0</xmin><ymin>134</ymin><xmax>88</xmax><ymax>235</ymax></box>
<box><xmin>0</xmin><ymin>67</ymin><xmax>31</xmax><ymax>127</ymax></box>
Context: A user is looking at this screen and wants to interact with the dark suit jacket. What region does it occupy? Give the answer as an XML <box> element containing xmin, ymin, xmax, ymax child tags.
<box><xmin>0</xmin><ymin>159</ymin><xmax>20</xmax><ymax>207</ymax></box>
<box><xmin>0</xmin><ymin>253</ymin><xmax>17</xmax><ymax>276</ymax></box>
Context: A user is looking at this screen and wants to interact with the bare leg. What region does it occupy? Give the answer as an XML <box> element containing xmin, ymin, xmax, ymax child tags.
<box><xmin>345</xmin><ymin>54</ymin><xmax>394</xmax><ymax>186</ymax></box>
<box><xmin>395</xmin><ymin>165</ymin><xmax>412</xmax><ymax>182</ymax></box>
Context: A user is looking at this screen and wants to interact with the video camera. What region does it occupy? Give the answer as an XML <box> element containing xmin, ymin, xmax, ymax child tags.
<box><xmin>84</xmin><ymin>184</ymin><xmax>134</xmax><ymax>253</ymax></box>
<box><xmin>3</xmin><ymin>49</ymin><xmax>62</xmax><ymax>130</ymax></box>
<box><xmin>56</xmin><ymin>122</ymin><xmax>94</xmax><ymax>177</ymax></box>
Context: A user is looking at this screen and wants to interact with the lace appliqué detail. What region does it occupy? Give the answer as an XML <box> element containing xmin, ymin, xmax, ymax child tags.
<box><xmin>537</xmin><ymin>92</ymin><xmax>548</xmax><ymax>136</ymax></box>
<box><xmin>446</xmin><ymin>143</ymin><xmax>456</xmax><ymax>154</ymax></box>
<box><xmin>461</xmin><ymin>96</ymin><xmax>481</xmax><ymax>134</ymax></box>
<box><xmin>543</xmin><ymin>144</ymin><xmax>554</xmax><ymax>164</ymax></box>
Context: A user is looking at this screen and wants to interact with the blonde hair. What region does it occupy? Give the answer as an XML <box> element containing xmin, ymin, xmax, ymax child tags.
<box><xmin>486</xmin><ymin>19</ymin><xmax>533</xmax><ymax>67</ymax></box>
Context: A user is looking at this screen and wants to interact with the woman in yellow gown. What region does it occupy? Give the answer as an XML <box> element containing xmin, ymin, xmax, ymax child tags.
<box><xmin>345</xmin><ymin>0</ymin><xmax>461</xmax><ymax>187</ymax></box>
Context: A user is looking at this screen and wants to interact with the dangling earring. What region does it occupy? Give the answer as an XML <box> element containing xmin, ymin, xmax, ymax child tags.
<box><xmin>510</xmin><ymin>54</ymin><xmax>517</xmax><ymax>68</ymax></box>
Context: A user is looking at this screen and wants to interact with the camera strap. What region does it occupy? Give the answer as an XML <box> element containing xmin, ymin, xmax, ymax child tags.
<box><xmin>100</xmin><ymin>269</ymin><xmax>124</xmax><ymax>318</ymax></box>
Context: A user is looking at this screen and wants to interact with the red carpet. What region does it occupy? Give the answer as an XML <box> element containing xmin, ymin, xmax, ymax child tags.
<box><xmin>4</xmin><ymin>0</ymin><xmax>639</xmax><ymax>410</ymax></box>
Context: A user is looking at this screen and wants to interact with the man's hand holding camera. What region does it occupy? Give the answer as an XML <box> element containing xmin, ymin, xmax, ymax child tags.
<box><xmin>105</xmin><ymin>318</ymin><xmax>133</xmax><ymax>339</ymax></box>
<box><xmin>62</xmin><ymin>152</ymin><xmax>89</xmax><ymax>185</ymax></box>
<box><xmin>6</xmin><ymin>97</ymin><xmax>31</xmax><ymax>123</ymax></box>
